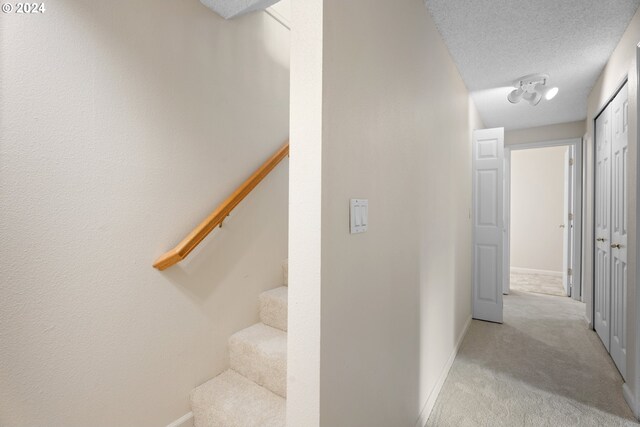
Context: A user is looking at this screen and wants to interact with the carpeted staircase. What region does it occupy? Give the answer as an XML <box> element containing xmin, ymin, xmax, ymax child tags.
<box><xmin>190</xmin><ymin>283</ymin><xmax>288</xmax><ymax>427</ymax></box>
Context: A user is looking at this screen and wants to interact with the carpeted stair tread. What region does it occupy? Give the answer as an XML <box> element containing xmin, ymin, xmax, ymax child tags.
<box><xmin>259</xmin><ymin>286</ymin><xmax>288</xmax><ymax>332</ymax></box>
<box><xmin>190</xmin><ymin>369</ymin><xmax>285</xmax><ymax>427</ymax></box>
<box><xmin>229</xmin><ymin>322</ymin><xmax>287</xmax><ymax>397</ymax></box>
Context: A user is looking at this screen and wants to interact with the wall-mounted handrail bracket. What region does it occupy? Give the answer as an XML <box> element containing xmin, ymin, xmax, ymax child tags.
<box><xmin>153</xmin><ymin>141</ymin><xmax>289</xmax><ymax>270</ymax></box>
<box><xmin>219</xmin><ymin>214</ymin><xmax>230</xmax><ymax>229</ymax></box>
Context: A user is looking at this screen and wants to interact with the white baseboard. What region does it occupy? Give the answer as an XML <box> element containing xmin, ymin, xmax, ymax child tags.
<box><xmin>510</xmin><ymin>267</ymin><xmax>563</xmax><ymax>277</ymax></box>
<box><xmin>623</xmin><ymin>383</ymin><xmax>638</xmax><ymax>419</ymax></box>
<box><xmin>584</xmin><ymin>314</ymin><xmax>593</xmax><ymax>329</ymax></box>
<box><xmin>167</xmin><ymin>412</ymin><xmax>194</xmax><ymax>427</ymax></box>
<box><xmin>415</xmin><ymin>316</ymin><xmax>472</xmax><ymax>427</ymax></box>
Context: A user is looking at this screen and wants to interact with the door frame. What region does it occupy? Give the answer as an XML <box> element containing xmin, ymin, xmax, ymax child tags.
<box><xmin>630</xmin><ymin>42</ymin><xmax>640</xmax><ymax>418</ymax></box>
<box><xmin>562</xmin><ymin>145</ymin><xmax>576</xmax><ymax>296</ymax></box>
<box><xmin>503</xmin><ymin>138</ymin><xmax>583</xmax><ymax>301</ymax></box>
<box><xmin>503</xmin><ymin>151</ymin><xmax>511</xmax><ymax>294</ymax></box>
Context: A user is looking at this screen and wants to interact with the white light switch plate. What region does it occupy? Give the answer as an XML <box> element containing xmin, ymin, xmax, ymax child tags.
<box><xmin>350</xmin><ymin>199</ymin><xmax>368</xmax><ymax>234</ymax></box>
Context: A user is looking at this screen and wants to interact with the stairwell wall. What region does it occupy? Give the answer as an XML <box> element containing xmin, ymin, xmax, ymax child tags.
<box><xmin>0</xmin><ymin>1</ymin><xmax>289</xmax><ymax>426</ymax></box>
<box><xmin>289</xmin><ymin>0</ymin><xmax>483</xmax><ymax>425</ymax></box>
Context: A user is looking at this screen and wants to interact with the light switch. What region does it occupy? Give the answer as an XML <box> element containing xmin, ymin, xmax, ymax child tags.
<box><xmin>350</xmin><ymin>199</ymin><xmax>368</xmax><ymax>234</ymax></box>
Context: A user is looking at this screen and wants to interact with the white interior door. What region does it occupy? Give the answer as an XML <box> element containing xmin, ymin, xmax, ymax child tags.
<box><xmin>562</xmin><ymin>147</ymin><xmax>573</xmax><ymax>296</ymax></box>
<box><xmin>594</xmin><ymin>105</ymin><xmax>612</xmax><ymax>351</ymax></box>
<box><xmin>472</xmin><ymin>128</ymin><xmax>504</xmax><ymax>323</ymax></box>
<box><xmin>609</xmin><ymin>83</ymin><xmax>628</xmax><ymax>380</ymax></box>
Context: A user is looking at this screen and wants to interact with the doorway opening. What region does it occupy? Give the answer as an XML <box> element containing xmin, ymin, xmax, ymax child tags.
<box><xmin>503</xmin><ymin>139</ymin><xmax>583</xmax><ymax>302</ymax></box>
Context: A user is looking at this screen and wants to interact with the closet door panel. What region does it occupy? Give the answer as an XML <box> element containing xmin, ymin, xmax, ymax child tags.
<box><xmin>609</xmin><ymin>83</ymin><xmax>628</xmax><ymax>380</ymax></box>
<box><xmin>594</xmin><ymin>106</ymin><xmax>612</xmax><ymax>351</ymax></box>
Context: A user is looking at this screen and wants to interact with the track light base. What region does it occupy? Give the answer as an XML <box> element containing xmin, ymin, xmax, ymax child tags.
<box><xmin>508</xmin><ymin>73</ymin><xmax>552</xmax><ymax>106</ymax></box>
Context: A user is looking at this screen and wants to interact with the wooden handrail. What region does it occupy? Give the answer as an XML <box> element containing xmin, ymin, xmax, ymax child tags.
<box><xmin>153</xmin><ymin>141</ymin><xmax>289</xmax><ymax>270</ymax></box>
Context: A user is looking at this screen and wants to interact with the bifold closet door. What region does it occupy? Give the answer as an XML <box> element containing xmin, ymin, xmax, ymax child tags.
<box><xmin>594</xmin><ymin>105</ymin><xmax>612</xmax><ymax>351</ymax></box>
<box><xmin>609</xmin><ymin>83</ymin><xmax>628</xmax><ymax>380</ymax></box>
<box><xmin>593</xmin><ymin>82</ymin><xmax>628</xmax><ymax>381</ymax></box>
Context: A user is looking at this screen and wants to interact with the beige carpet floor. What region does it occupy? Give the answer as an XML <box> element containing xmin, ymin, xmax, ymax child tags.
<box><xmin>510</xmin><ymin>271</ymin><xmax>566</xmax><ymax>296</ymax></box>
<box><xmin>427</xmin><ymin>290</ymin><xmax>638</xmax><ymax>426</ymax></box>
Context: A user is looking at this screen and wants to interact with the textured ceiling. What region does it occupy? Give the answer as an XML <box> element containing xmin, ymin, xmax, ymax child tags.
<box><xmin>200</xmin><ymin>0</ymin><xmax>280</xmax><ymax>19</ymax></box>
<box><xmin>424</xmin><ymin>0</ymin><xmax>640</xmax><ymax>130</ymax></box>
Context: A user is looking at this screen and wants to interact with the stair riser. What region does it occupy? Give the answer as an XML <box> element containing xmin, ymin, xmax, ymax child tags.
<box><xmin>190</xmin><ymin>370</ymin><xmax>285</xmax><ymax>427</ymax></box>
<box><xmin>259</xmin><ymin>295</ymin><xmax>287</xmax><ymax>332</ymax></box>
<box><xmin>229</xmin><ymin>337</ymin><xmax>287</xmax><ymax>398</ymax></box>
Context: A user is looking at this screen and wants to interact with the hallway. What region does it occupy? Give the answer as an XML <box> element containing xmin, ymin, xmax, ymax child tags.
<box><xmin>510</xmin><ymin>271</ymin><xmax>566</xmax><ymax>297</ymax></box>
<box><xmin>428</xmin><ymin>291</ymin><xmax>637</xmax><ymax>426</ymax></box>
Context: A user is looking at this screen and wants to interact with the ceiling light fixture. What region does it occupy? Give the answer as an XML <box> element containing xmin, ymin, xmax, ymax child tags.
<box><xmin>507</xmin><ymin>74</ymin><xmax>558</xmax><ymax>106</ymax></box>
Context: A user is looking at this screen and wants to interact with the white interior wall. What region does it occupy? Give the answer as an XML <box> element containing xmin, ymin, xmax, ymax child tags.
<box><xmin>287</xmin><ymin>0</ymin><xmax>323</xmax><ymax>424</ymax></box>
<box><xmin>0</xmin><ymin>2</ymin><xmax>289</xmax><ymax>426</ymax></box>
<box><xmin>289</xmin><ymin>0</ymin><xmax>483</xmax><ymax>425</ymax></box>
<box><xmin>583</xmin><ymin>8</ymin><xmax>640</xmax><ymax>414</ymax></box>
<box><xmin>506</xmin><ymin>121</ymin><xmax>586</xmax><ymax>146</ymax></box>
<box><xmin>510</xmin><ymin>146</ymin><xmax>567</xmax><ymax>273</ymax></box>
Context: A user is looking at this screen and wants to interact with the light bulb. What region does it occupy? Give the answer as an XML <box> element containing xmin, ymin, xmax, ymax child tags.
<box><xmin>545</xmin><ymin>87</ymin><xmax>559</xmax><ymax>100</ymax></box>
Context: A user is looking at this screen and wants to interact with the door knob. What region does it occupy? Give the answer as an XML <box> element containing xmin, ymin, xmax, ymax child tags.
<box><xmin>559</xmin><ymin>224</ymin><xmax>565</xmax><ymax>228</ymax></box>
<box><xmin>611</xmin><ymin>243</ymin><xmax>622</xmax><ymax>249</ymax></box>
<box><xmin>597</xmin><ymin>237</ymin><xmax>607</xmax><ymax>242</ymax></box>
